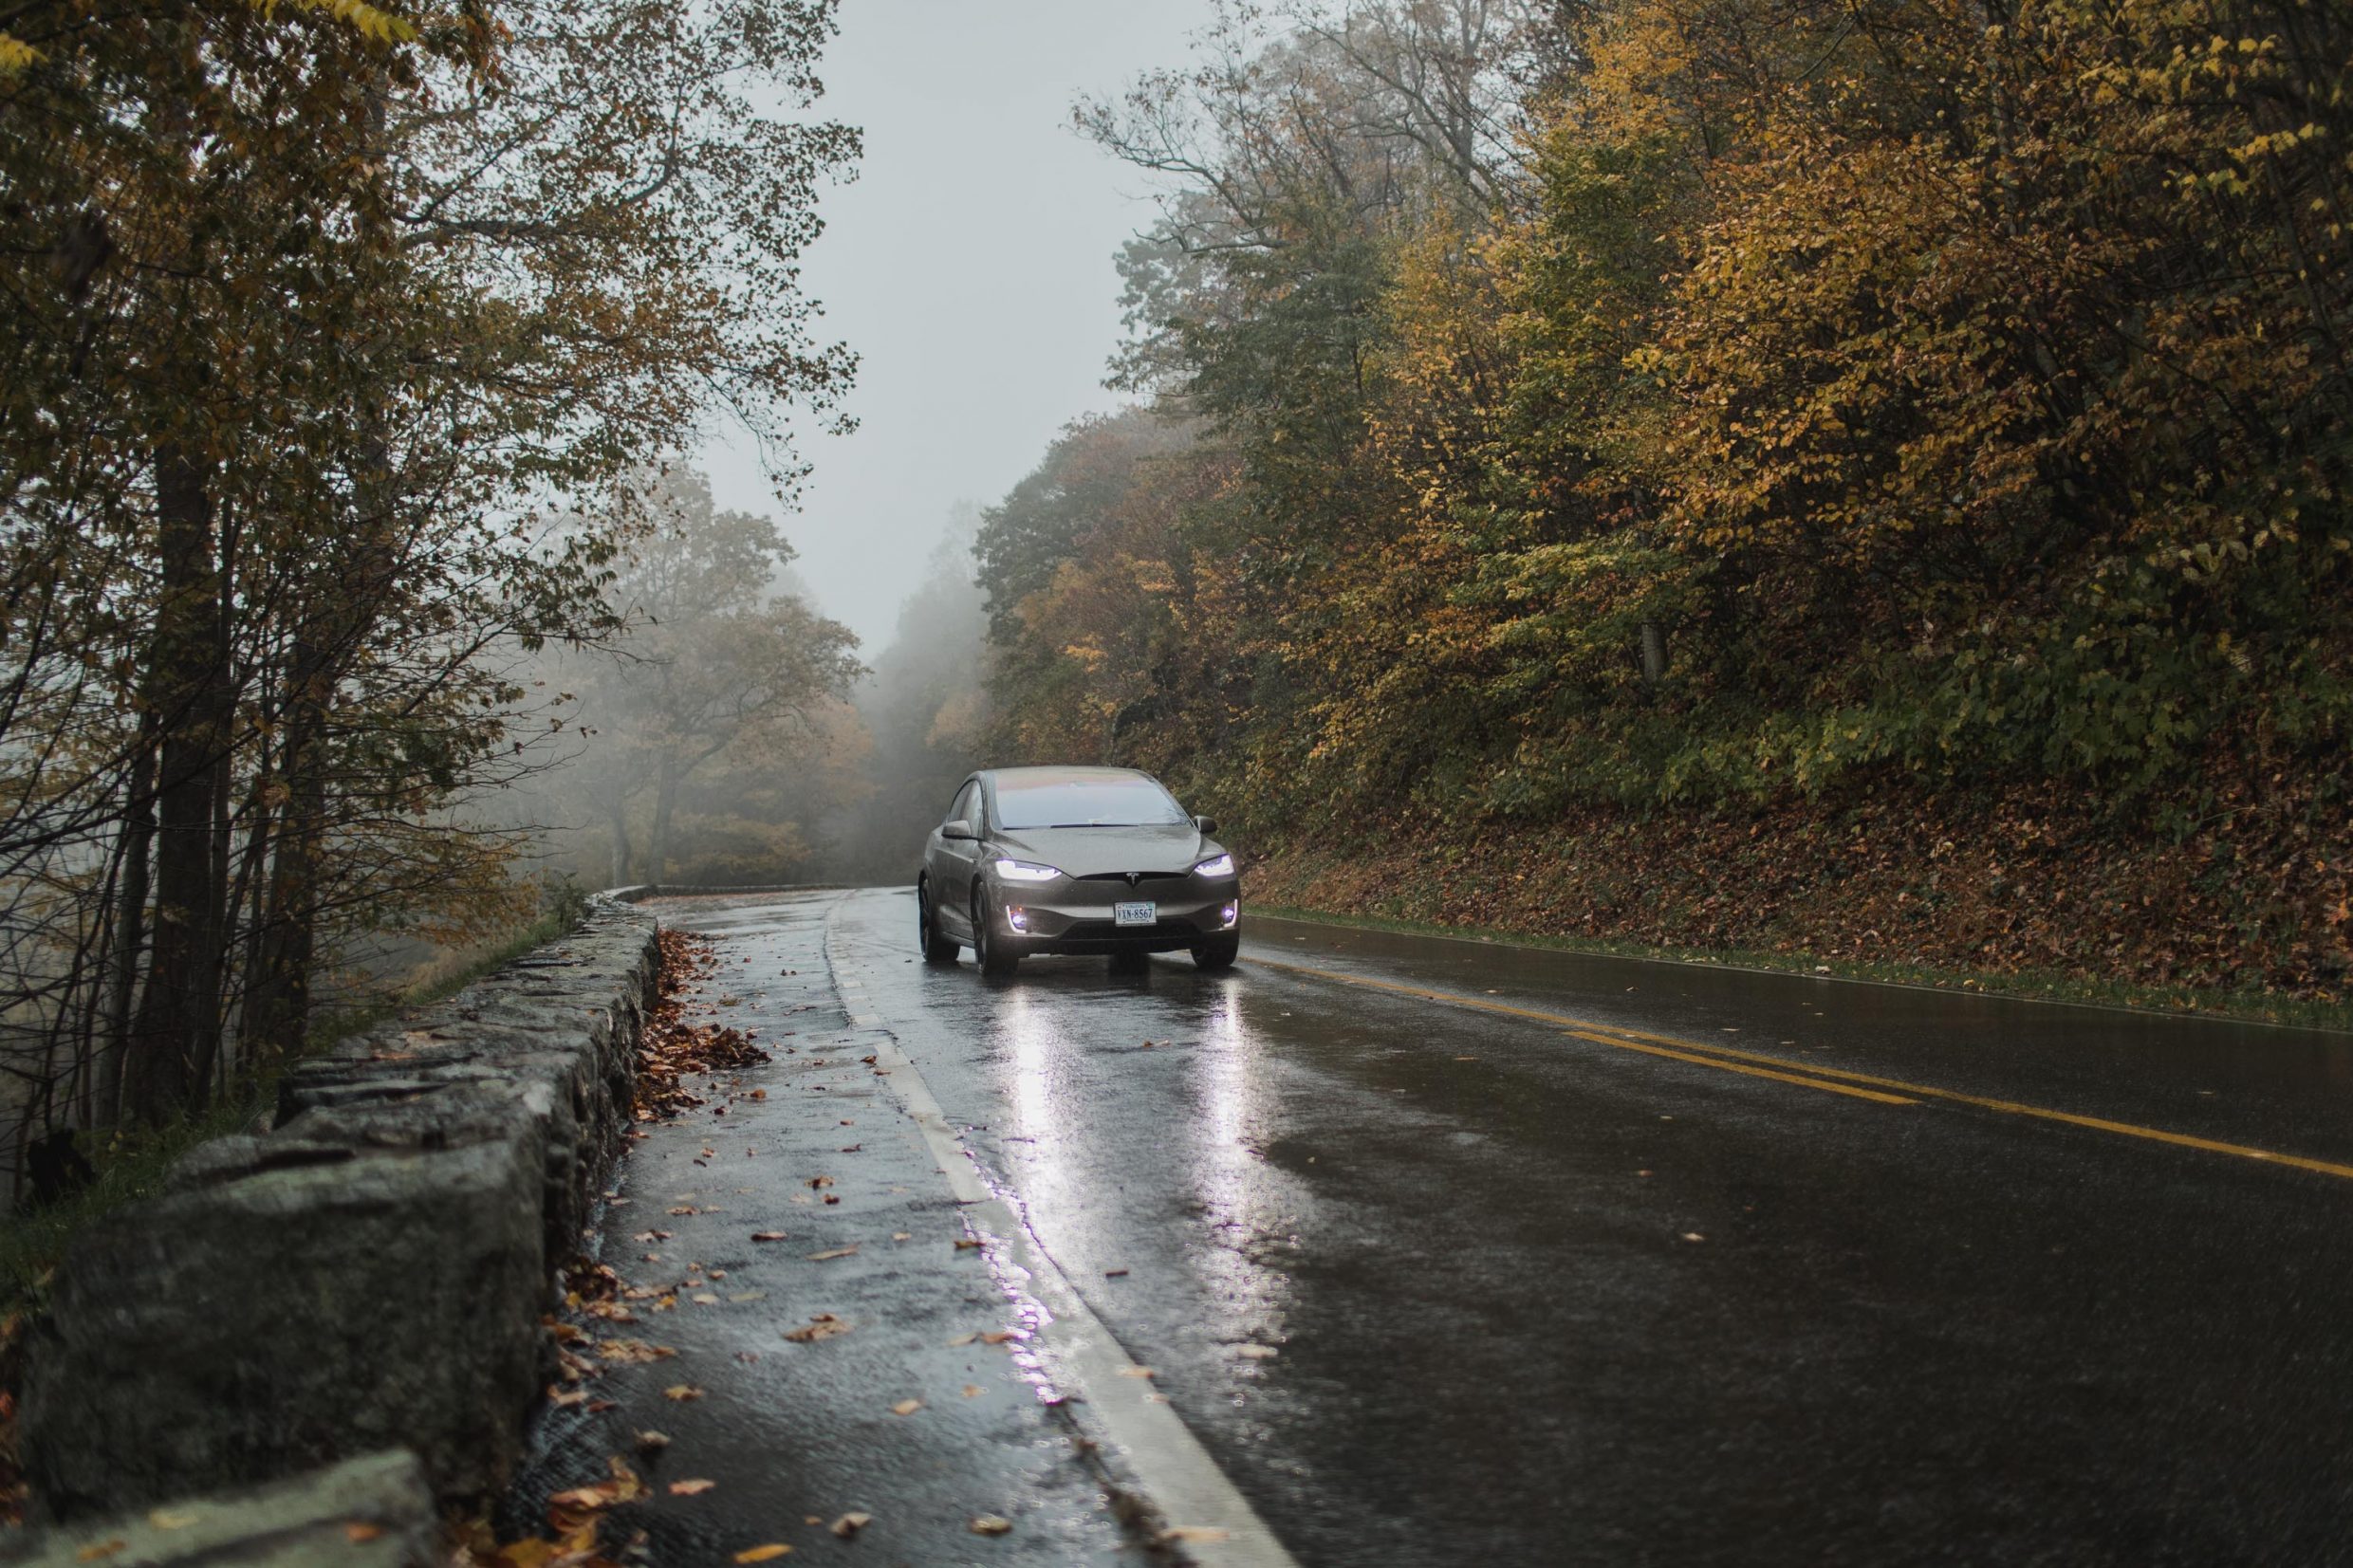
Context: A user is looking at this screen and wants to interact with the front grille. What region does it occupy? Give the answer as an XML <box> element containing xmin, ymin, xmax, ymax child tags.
<box><xmin>1075</xmin><ymin>872</ymin><xmax>1190</xmax><ymax>890</ymax></box>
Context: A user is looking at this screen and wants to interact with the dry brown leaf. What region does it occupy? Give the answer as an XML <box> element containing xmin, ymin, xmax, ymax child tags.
<box><xmin>636</xmin><ymin>1430</ymin><xmax>671</xmax><ymax>1451</ymax></box>
<box><xmin>978</xmin><ymin>1329</ymin><xmax>1017</xmax><ymax>1345</ymax></box>
<box><xmin>343</xmin><ymin>1522</ymin><xmax>383</xmax><ymax>1543</ymax></box>
<box><xmin>969</xmin><ymin>1515</ymin><xmax>1013</xmax><ymax>1537</ymax></box>
<box><xmin>596</xmin><ymin>1338</ymin><xmax>677</xmax><ymax>1364</ymax></box>
<box><xmin>806</xmin><ymin>1245</ymin><xmax>858</xmax><ymax>1262</ymax></box>
<box><xmin>1237</xmin><ymin>1344</ymin><xmax>1279</xmax><ymax>1359</ymax></box>
<box><xmin>76</xmin><ymin>1544</ymin><xmax>127</xmax><ymax>1563</ymax></box>
<box><xmin>691</xmin><ymin>1293</ymin><xmax>719</xmax><ymax>1305</ymax></box>
<box><xmin>829</xmin><ymin>1513</ymin><xmax>874</xmax><ymax>1539</ymax></box>
<box><xmin>732</xmin><ymin>1547</ymin><xmax>792</xmax><ymax>1564</ymax></box>
<box><xmin>891</xmin><ymin>1231</ymin><xmax>912</xmax><ymax>1242</ymax></box>
<box><xmin>1116</xmin><ymin>1365</ymin><xmax>1156</xmax><ymax>1378</ymax></box>
<box><xmin>806</xmin><ymin>1175</ymin><xmax>835</xmax><ymax>1190</ymax></box>
<box><xmin>662</xmin><ymin>1384</ymin><xmax>706</xmax><ymax>1401</ymax></box>
<box><xmin>954</xmin><ymin>1238</ymin><xmax>983</xmax><ymax>1250</ymax></box>
<box><xmin>784</xmin><ymin>1314</ymin><xmax>851</xmax><ymax>1343</ymax></box>
<box><xmin>750</xmin><ymin>1230</ymin><xmax>788</xmax><ymax>1242</ymax></box>
<box><xmin>961</xmin><ymin>1384</ymin><xmax>984</xmax><ymax>1398</ymax></box>
<box><xmin>668</xmin><ymin>1478</ymin><xmax>716</xmax><ymax>1496</ymax></box>
<box><xmin>890</xmin><ymin>1398</ymin><xmax>922</xmax><ymax>1415</ymax></box>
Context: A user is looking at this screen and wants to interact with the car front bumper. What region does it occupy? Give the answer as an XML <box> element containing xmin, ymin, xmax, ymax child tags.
<box><xmin>989</xmin><ymin>874</ymin><xmax>1241</xmax><ymax>953</ymax></box>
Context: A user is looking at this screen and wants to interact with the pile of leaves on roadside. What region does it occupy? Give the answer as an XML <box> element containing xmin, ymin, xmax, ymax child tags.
<box><xmin>636</xmin><ymin>929</ymin><xmax>769</xmax><ymax>1121</ymax></box>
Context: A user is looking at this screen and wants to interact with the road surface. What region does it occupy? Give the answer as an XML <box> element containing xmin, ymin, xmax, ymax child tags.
<box><xmin>515</xmin><ymin>887</ymin><xmax>2353</xmax><ymax>1566</ymax></box>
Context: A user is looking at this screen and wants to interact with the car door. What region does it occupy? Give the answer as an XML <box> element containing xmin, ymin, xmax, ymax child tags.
<box><xmin>934</xmin><ymin>779</ymin><xmax>985</xmax><ymax>931</ymax></box>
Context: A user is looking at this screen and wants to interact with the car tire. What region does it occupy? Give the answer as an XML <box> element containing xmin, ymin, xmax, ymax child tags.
<box><xmin>973</xmin><ymin>889</ymin><xmax>1020</xmax><ymax>979</ymax></box>
<box><xmin>1192</xmin><ymin>931</ymin><xmax>1240</xmax><ymax>970</ymax></box>
<box><xmin>917</xmin><ymin>880</ymin><xmax>958</xmax><ymax>964</ymax></box>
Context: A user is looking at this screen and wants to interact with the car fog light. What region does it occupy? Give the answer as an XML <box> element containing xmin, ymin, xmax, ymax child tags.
<box><xmin>1220</xmin><ymin>901</ymin><xmax>1238</xmax><ymax>929</ymax></box>
<box><xmin>1006</xmin><ymin>905</ymin><xmax>1029</xmax><ymax>932</ymax></box>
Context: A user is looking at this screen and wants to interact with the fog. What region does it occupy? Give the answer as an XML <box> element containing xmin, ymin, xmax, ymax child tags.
<box><xmin>700</xmin><ymin>0</ymin><xmax>1214</xmax><ymax>649</ymax></box>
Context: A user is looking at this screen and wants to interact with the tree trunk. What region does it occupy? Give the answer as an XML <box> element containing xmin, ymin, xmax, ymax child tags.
<box><xmin>1639</xmin><ymin>619</ymin><xmax>1669</xmax><ymax>689</ymax></box>
<box><xmin>647</xmin><ymin>761</ymin><xmax>678</xmax><ymax>885</ymax></box>
<box><xmin>610</xmin><ymin>807</ymin><xmax>634</xmax><ymax>888</ymax></box>
<box><xmin>97</xmin><ymin>729</ymin><xmax>159</xmax><ymax>1126</ymax></box>
<box><xmin>242</xmin><ymin>635</ymin><xmax>330</xmax><ymax>1068</ymax></box>
<box><xmin>122</xmin><ymin>445</ymin><xmax>233</xmax><ymax>1126</ymax></box>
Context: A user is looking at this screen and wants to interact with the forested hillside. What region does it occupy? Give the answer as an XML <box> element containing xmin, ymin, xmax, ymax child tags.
<box><xmin>978</xmin><ymin>0</ymin><xmax>2353</xmax><ymax>1003</ymax></box>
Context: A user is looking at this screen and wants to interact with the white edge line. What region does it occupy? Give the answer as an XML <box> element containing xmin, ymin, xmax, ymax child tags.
<box><xmin>822</xmin><ymin>903</ymin><xmax>1301</xmax><ymax>1568</ymax></box>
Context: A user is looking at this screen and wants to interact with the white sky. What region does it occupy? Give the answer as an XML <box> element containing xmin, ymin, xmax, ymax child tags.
<box><xmin>697</xmin><ymin>0</ymin><xmax>1213</xmax><ymax>649</ymax></box>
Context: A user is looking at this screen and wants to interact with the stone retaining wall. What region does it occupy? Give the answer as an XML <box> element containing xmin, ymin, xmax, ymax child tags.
<box><xmin>16</xmin><ymin>895</ymin><xmax>660</xmax><ymax>1522</ymax></box>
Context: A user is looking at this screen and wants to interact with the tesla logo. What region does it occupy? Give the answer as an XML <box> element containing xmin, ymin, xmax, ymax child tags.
<box><xmin>1125</xmin><ymin>872</ymin><xmax>1141</xmax><ymax>887</ymax></box>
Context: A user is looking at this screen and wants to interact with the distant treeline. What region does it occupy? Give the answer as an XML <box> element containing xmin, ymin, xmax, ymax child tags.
<box><xmin>971</xmin><ymin>0</ymin><xmax>2352</xmax><ymax>993</ymax></box>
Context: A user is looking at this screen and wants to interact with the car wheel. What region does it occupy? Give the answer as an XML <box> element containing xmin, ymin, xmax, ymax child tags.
<box><xmin>973</xmin><ymin>889</ymin><xmax>1020</xmax><ymax>979</ymax></box>
<box><xmin>1192</xmin><ymin>931</ymin><xmax>1240</xmax><ymax>970</ymax></box>
<box><xmin>917</xmin><ymin>880</ymin><xmax>958</xmax><ymax>964</ymax></box>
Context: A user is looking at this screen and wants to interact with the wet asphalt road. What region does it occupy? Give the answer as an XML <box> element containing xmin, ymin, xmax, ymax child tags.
<box><xmin>524</xmin><ymin>888</ymin><xmax>2353</xmax><ymax>1566</ymax></box>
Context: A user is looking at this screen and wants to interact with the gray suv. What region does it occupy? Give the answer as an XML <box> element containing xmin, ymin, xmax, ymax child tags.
<box><xmin>916</xmin><ymin>766</ymin><xmax>1241</xmax><ymax>979</ymax></box>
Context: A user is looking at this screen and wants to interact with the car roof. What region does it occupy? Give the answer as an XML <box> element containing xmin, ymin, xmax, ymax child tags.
<box><xmin>982</xmin><ymin>766</ymin><xmax>1156</xmax><ymax>786</ymax></box>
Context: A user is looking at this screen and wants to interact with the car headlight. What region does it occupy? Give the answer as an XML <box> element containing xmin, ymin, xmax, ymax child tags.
<box><xmin>992</xmin><ymin>858</ymin><xmax>1061</xmax><ymax>883</ymax></box>
<box><xmin>1194</xmin><ymin>853</ymin><xmax>1234</xmax><ymax>877</ymax></box>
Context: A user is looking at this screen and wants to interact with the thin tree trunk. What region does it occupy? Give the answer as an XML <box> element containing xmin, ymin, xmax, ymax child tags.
<box><xmin>99</xmin><ymin>729</ymin><xmax>159</xmax><ymax>1127</ymax></box>
<box><xmin>123</xmin><ymin>445</ymin><xmax>233</xmax><ymax>1126</ymax></box>
<box><xmin>647</xmin><ymin>761</ymin><xmax>678</xmax><ymax>885</ymax></box>
<box><xmin>610</xmin><ymin>807</ymin><xmax>633</xmax><ymax>888</ymax></box>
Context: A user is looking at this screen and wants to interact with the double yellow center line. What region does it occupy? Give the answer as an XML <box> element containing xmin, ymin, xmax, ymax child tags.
<box><xmin>1245</xmin><ymin>955</ymin><xmax>2353</xmax><ymax>1183</ymax></box>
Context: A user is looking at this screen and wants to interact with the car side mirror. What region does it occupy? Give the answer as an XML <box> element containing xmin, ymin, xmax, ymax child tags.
<box><xmin>941</xmin><ymin>819</ymin><xmax>976</xmax><ymax>840</ymax></box>
<box><xmin>1193</xmin><ymin>815</ymin><xmax>1217</xmax><ymax>836</ymax></box>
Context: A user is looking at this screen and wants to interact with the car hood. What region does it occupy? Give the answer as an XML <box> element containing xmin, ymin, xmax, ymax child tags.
<box><xmin>991</xmin><ymin>823</ymin><xmax>1218</xmax><ymax>877</ymax></box>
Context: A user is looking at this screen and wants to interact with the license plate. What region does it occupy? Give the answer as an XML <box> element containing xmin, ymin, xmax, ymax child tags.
<box><xmin>1113</xmin><ymin>900</ymin><xmax>1157</xmax><ymax>927</ymax></box>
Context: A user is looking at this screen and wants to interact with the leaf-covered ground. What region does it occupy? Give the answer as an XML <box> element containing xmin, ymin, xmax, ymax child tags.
<box><xmin>1247</xmin><ymin>775</ymin><xmax>2352</xmax><ymax>1019</ymax></box>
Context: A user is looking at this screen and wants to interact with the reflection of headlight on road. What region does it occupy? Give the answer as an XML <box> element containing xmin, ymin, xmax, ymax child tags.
<box><xmin>993</xmin><ymin>858</ymin><xmax>1061</xmax><ymax>882</ymax></box>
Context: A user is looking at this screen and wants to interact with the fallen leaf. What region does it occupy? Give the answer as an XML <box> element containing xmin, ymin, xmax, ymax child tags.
<box><xmin>148</xmin><ymin>1509</ymin><xmax>201</xmax><ymax>1529</ymax></box>
<box><xmin>1117</xmin><ymin>1365</ymin><xmax>1156</xmax><ymax>1379</ymax></box>
<box><xmin>343</xmin><ymin>1522</ymin><xmax>382</xmax><ymax>1543</ymax></box>
<box><xmin>669</xmin><ymin>1478</ymin><xmax>716</xmax><ymax>1496</ymax></box>
<box><xmin>732</xmin><ymin>1547</ymin><xmax>792</xmax><ymax>1563</ymax></box>
<box><xmin>784</xmin><ymin>1315</ymin><xmax>852</xmax><ymax>1343</ymax></box>
<box><xmin>663</xmin><ymin>1384</ymin><xmax>706</xmax><ymax>1401</ymax></box>
<box><xmin>597</xmin><ymin>1338</ymin><xmax>677</xmax><ymax>1364</ymax></box>
<box><xmin>729</xmin><ymin>1290</ymin><xmax>768</xmax><ymax>1302</ymax></box>
<box><xmin>668</xmin><ymin>1206</ymin><xmax>700</xmax><ymax>1216</ymax></box>
<box><xmin>947</xmin><ymin>1332</ymin><xmax>977</xmax><ymax>1346</ymax></box>
<box><xmin>961</xmin><ymin>1384</ymin><xmax>984</xmax><ymax>1398</ymax></box>
<box><xmin>891</xmin><ymin>1231</ymin><xmax>912</xmax><ymax>1242</ymax></box>
<box><xmin>750</xmin><ymin>1230</ymin><xmax>788</xmax><ymax>1243</ymax></box>
<box><xmin>692</xmin><ymin>1292</ymin><xmax>719</xmax><ymax>1305</ymax></box>
<box><xmin>1162</xmin><ymin>1526</ymin><xmax>1232</xmax><ymax>1543</ymax></box>
<box><xmin>76</xmin><ymin>1542</ymin><xmax>126</xmax><ymax>1562</ymax></box>
<box><xmin>1680</xmin><ymin>1232</ymin><xmax>1706</xmax><ymax>1243</ymax></box>
<box><xmin>494</xmin><ymin>1542</ymin><xmax>560</xmax><ymax>1568</ymax></box>
<box><xmin>830</xmin><ymin>1512</ymin><xmax>873</xmax><ymax>1539</ymax></box>
<box><xmin>890</xmin><ymin>1398</ymin><xmax>923</xmax><ymax>1415</ymax></box>
<box><xmin>806</xmin><ymin>1245</ymin><xmax>859</xmax><ymax>1262</ymax></box>
<box><xmin>969</xmin><ymin>1515</ymin><xmax>1013</xmax><ymax>1536</ymax></box>
<box><xmin>636</xmin><ymin>1430</ymin><xmax>671</xmax><ymax>1452</ymax></box>
<box><xmin>978</xmin><ymin>1329</ymin><xmax>1017</xmax><ymax>1345</ymax></box>
<box><xmin>806</xmin><ymin>1175</ymin><xmax>834</xmax><ymax>1190</ymax></box>
<box><xmin>1236</xmin><ymin>1344</ymin><xmax>1279</xmax><ymax>1359</ymax></box>
<box><xmin>954</xmin><ymin>1238</ymin><xmax>983</xmax><ymax>1250</ymax></box>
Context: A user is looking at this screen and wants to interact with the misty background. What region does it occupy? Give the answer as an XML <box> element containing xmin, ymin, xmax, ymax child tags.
<box><xmin>523</xmin><ymin>1</ymin><xmax>1213</xmax><ymax>890</ymax></box>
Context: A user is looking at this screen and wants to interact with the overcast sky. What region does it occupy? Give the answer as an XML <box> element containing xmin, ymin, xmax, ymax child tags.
<box><xmin>697</xmin><ymin>0</ymin><xmax>1213</xmax><ymax>650</ymax></box>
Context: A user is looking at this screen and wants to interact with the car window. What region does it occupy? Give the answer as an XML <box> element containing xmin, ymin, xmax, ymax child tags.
<box><xmin>993</xmin><ymin>775</ymin><xmax>1188</xmax><ymax>829</ymax></box>
<box><xmin>948</xmin><ymin>782</ymin><xmax>979</xmax><ymax>826</ymax></box>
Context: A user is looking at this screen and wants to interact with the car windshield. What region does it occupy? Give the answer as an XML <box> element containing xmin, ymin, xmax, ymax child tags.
<box><xmin>993</xmin><ymin>776</ymin><xmax>1189</xmax><ymax>829</ymax></box>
